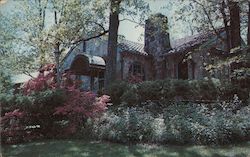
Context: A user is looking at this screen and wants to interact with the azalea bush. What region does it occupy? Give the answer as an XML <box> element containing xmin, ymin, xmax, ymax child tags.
<box><xmin>54</xmin><ymin>89</ymin><xmax>110</xmax><ymax>136</ymax></box>
<box><xmin>0</xmin><ymin>109</ymin><xmax>26</xmax><ymax>144</ymax></box>
<box><xmin>1</xmin><ymin>64</ymin><xmax>110</xmax><ymax>143</ymax></box>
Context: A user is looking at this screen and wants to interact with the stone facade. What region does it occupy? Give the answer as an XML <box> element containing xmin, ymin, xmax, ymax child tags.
<box><xmin>61</xmin><ymin>13</ymin><xmax>238</xmax><ymax>92</ymax></box>
<box><xmin>145</xmin><ymin>14</ymin><xmax>171</xmax><ymax>79</ymax></box>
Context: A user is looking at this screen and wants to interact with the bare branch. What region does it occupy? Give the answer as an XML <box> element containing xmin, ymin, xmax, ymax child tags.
<box><xmin>23</xmin><ymin>70</ymin><xmax>36</xmax><ymax>79</ymax></box>
<box><xmin>119</xmin><ymin>18</ymin><xmax>144</xmax><ymax>26</ymax></box>
<box><xmin>72</xmin><ymin>30</ymin><xmax>109</xmax><ymax>45</ymax></box>
<box><xmin>192</xmin><ymin>0</ymin><xmax>225</xmax><ymax>42</ymax></box>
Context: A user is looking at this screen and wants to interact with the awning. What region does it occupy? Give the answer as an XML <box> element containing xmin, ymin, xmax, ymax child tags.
<box><xmin>84</xmin><ymin>54</ymin><xmax>105</xmax><ymax>67</ymax></box>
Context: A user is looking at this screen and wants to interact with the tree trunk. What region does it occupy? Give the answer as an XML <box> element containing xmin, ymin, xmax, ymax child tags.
<box><xmin>54</xmin><ymin>42</ymin><xmax>61</xmax><ymax>87</ymax></box>
<box><xmin>220</xmin><ymin>0</ymin><xmax>231</xmax><ymax>52</ymax></box>
<box><xmin>38</xmin><ymin>0</ymin><xmax>46</xmax><ymax>66</ymax></box>
<box><xmin>105</xmin><ymin>0</ymin><xmax>121</xmax><ymax>87</ymax></box>
<box><xmin>229</xmin><ymin>1</ymin><xmax>241</xmax><ymax>49</ymax></box>
<box><xmin>248</xmin><ymin>2</ymin><xmax>250</xmax><ymax>46</ymax></box>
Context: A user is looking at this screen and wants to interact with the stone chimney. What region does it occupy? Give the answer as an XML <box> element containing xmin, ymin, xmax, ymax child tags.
<box><xmin>145</xmin><ymin>13</ymin><xmax>171</xmax><ymax>54</ymax></box>
<box><xmin>229</xmin><ymin>1</ymin><xmax>241</xmax><ymax>48</ymax></box>
<box><xmin>144</xmin><ymin>13</ymin><xmax>171</xmax><ymax>79</ymax></box>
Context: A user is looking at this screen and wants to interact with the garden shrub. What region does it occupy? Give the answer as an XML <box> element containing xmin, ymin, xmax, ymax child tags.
<box><xmin>195</xmin><ymin>80</ymin><xmax>219</xmax><ymax>100</ymax></box>
<box><xmin>1</xmin><ymin>109</ymin><xmax>26</xmax><ymax>144</ymax></box>
<box><xmin>1</xmin><ymin>64</ymin><xmax>111</xmax><ymax>143</ymax></box>
<box><xmin>120</xmin><ymin>85</ymin><xmax>139</xmax><ymax>106</ymax></box>
<box><xmin>161</xmin><ymin>79</ymin><xmax>175</xmax><ymax>100</ymax></box>
<box><xmin>219</xmin><ymin>83</ymin><xmax>249</xmax><ymax>102</ymax></box>
<box><xmin>92</xmin><ymin>99</ymin><xmax>250</xmax><ymax>145</ymax></box>
<box><xmin>0</xmin><ymin>89</ymin><xmax>67</xmax><ymax>143</ymax></box>
<box><xmin>162</xmin><ymin>99</ymin><xmax>250</xmax><ymax>145</ymax></box>
<box><xmin>107</xmin><ymin>81</ymin><xmax>128</xmax><ymax>105</ymax></box>
<box><xmin>54</xmin><ymin>89</ymin><xmax>110</xmax><ymax>136</ymax></box>
<box><xmin>137</xmin><ymin>80</ymin><xmax>164</xmax><ymax>102</ymax></box>
<box><xmin>0</xmin><ymin>93</ymin><xmax>32</xmax><ymax>114</ymax></box>
<box><xmin>108</xmin><ymin>79</ymin><xmax>248</xmax><ymax>105</ymax></box>
<box><xmin>92</xmin><ymin>107</ymin><xmax>155</xmax><ymax>143</ymax></box>
<box><xmin>172</xmin><ymin>80</ymin><xmax>191</xmax><ymax>100</ymax></box>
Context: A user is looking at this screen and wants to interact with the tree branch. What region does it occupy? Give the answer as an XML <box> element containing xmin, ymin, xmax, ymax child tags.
<box><xmin>192</xmin><ymin>0</ymin><xmax>225</xmax><ymax>42</ymax></box>
<box><xmin>72</xmin><ymin>21</ymin><xmax>109</xmax><ymax>45</ymax></box>
<box><xmin>72</xmin><ymin>30</ymin><xmax>109</xmax><ymax>45</ymax></box>
<box><xmin>23</xmin><ymin>70</ymin><xmax>36</xmax><ymax>79</ymax></box>
<box><xmin>119</xmin><ymin>18</ymin><xmax>144</xmax><ymax>26</ymax></box>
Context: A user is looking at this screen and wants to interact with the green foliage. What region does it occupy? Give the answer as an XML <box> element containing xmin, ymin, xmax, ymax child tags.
<box><xmin>0</xmin><ymin>93</ymin><xmax>32</xmax><ymax>114</ymax></box>
<box><xmin>0</xmin><ymin>89</ymin><xmax>67</xmax><ymax>143</ymax></box>
<box><xmin>92</xmin><ymin>100</ymin><xmax>250</xmax><ymax>145</ymax></box>
<box><xmin>92</xmin><ymin>107</ymin><xmax>155</xmax><ymax>143</ymax></box>
<box><xmin>0</xmin><ymin>89</ymin><xmax>66</xmax><ymax>115</ymax></box>
<box><xmin>137</xmin><ymin>80</ymin><xmax>164</xmax><ymax>102</ymax></box>
<box><xmin>3</xmin><ymin>139</ymin><xmax>250</xmax><ymax>157</ymax></box>
<box><xmin>0</xmin><ymin>70</ymin><xmax>13</xmax><ymax>93</ymax></box>
<box><xmin>30</xmin><ymin>89</ymin><xmax>66</xmax><ymax>113</ymax></box>
<box><xmin>120</xmin><ymin>85</ymin><xmax>139</xmax><ymax>106</ymax></box>
<box><xmin>220</xmin><ymin>82</ymin><xmax>249</xmax><ymax>101</ymax></box>
<box><xmin>107</xmin><ymin>81</ymin><xmax>129</xmax><ymax>105</ymax></box>
<box><xmin>108</xmin><ymin>79</ymin><xmax>247</xmax><ymax>106</ymax></box>
<box><xmin>163</xmin><ymin>101</ymin><xmax>250</xmax><ymax>145</ymax></box>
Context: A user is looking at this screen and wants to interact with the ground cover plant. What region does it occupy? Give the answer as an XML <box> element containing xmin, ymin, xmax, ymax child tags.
<box><xmin>92</xmin><ymin>96</ymin><xmax>250</xmax><ymax>145</ymax></box>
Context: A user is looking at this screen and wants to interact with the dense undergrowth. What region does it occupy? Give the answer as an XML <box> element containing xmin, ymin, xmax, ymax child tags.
<box><xmin>90</xmin><ymin>97</ymin><xmax>250</xmax><ymax>145</ymax></box>
<box><xmin>1</xmin><ymin>65</ymin><xmax>249</xmax><ymax>145</ymax></box>
<box><xmin>107</xmin><ymin>79</ymin><xmax>249</xmax><ymax>105</ymax></box>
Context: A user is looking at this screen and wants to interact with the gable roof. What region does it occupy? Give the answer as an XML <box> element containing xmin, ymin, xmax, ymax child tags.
<box><xmin>168</xmin><ymin>31</ymin><xmax>221</xmax><ymax>55</ymax></box>
<box><xmin>167</xmin><ymin>28</ymin><xmax>227</xmax><ymax>56</ymax></box>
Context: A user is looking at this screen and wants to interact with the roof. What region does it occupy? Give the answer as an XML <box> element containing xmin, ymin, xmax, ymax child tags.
<box><xmin>84</xmin><ymin>54</ymin><xmax>105</xmax><ymax>66</ymax></box>
<box><xmin>11</xmin><ymin>72</ymin><xmax>39</xmax><ymax>84</ymax></box>
<box><xmin>168</xmin><ymin>29</ymin><xmax>225</xmax><ymax>55</ymax></box>
<box><xmin>118</xmin><ymin>39</ymin><xmax>148</xmax><ymax>56</ymax></box>
<box><xmin>169</xmin><ymin>32</ymin><xmax>216</xmax><ymax>54</ymax></box>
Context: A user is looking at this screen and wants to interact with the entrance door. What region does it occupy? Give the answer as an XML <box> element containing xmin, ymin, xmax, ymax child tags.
<box><xmin>178</xmin><ymin>61</ymin><xmax>188</xmax><ymax>80</ymax></box>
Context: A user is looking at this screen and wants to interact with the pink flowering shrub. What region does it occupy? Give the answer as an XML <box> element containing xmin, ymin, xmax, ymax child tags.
<box><xmin>23</xmin><ymin>64</ymin><xmax>56</xmax><ymax>94</ymax></box>
<box><xmin>1</xmin><ymin>64</ymin><xmax>110</xmax><ymax>142</ymax></box>
<box><xmin>0</xmin><ymin>109</ymin><xmax>25</xmax><ymax>144</ymax></box>
<box><xmin>54</xmin><ymin>89</ymin><xmax>110</xmax><ymax>135</ymax></box>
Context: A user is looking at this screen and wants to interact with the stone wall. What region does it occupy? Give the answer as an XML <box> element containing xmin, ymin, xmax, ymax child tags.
<box><xmin>121</xmin><ymin>52</ymin><xmax>153</xmax><ymax>81</ymax></box>
<box><xmin>144</xmin><ymin>13</ymin><xmax>171</xmax><ymax>79</ymax></box>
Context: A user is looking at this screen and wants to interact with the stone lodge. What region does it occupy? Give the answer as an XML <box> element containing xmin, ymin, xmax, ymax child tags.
<box><xmin>60</xmin><ymin>13</ymin><xmax>243</xmax><ymax>92</ymax></box>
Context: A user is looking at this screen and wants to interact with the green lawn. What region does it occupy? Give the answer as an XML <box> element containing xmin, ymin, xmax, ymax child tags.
<box><xmin>1</xmin><ymin>140</ymin><xmax>250</xmax><ymax>157</ymax></box>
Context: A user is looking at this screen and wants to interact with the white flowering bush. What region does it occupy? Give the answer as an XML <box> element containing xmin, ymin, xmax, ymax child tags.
<box><xmin>162</xmin><ymin>97</ymin><xmax>250</xmax><ymax>145</ymax></box>
<box><xmin>90</xmin><ymin>97</ymin><xmax>250</xmax><ymax>145</ymax></box>
<box><xmin>92</xmin><ymin>107</ymin><xmax>157</xmax><ymax>143</ymax></box>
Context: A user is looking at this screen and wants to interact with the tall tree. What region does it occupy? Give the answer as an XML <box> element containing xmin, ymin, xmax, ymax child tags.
<box><xmin>170</xmin><ymin>0</ymin><xmax>248</xmax><ymax>50</ymax></box>
<box><xmin>1</xmin><ymin>0</ymin><xmax>109</xmax><ymax>81</ymax></box>
<box><xmin>105</xmin><ymin>0</ymin><xmax>121</xmax><ymax>86</ymax></box>
<box><xmin>248</xmin><ymin>2</ymin><xmax>250</xmax><ymax>46</ymax></box>
<box><xmin>220</xmin><ymin>0</ymin><xmax>231</xmax><ymax>52</ymax></box>
<box><xmin>105</xmin><ymin>0</ymin><xmax>149</xmax><ymax>86</ymax></box>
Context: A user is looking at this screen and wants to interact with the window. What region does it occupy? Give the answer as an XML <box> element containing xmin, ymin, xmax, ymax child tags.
<box><xmin>129</xmin><ymin>61</ymin><xmax>145</xmax><ymax>80</ymax></box>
